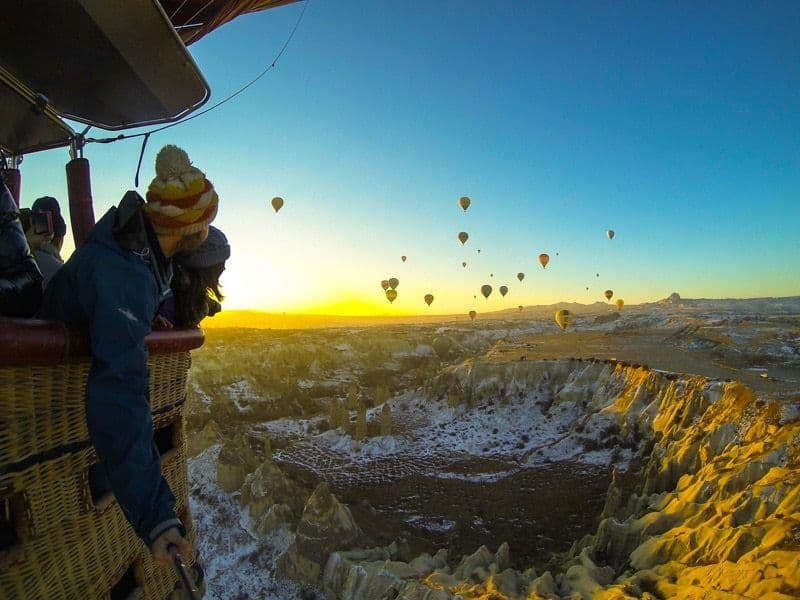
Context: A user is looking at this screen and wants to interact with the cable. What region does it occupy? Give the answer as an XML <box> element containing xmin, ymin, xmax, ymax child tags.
<box><xmin>85</xmin><ymin>0</ymin><xmax>308</xmax><ymax>146</ymax></box>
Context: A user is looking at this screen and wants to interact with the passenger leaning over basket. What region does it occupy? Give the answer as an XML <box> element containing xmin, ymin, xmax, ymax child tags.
<box><xmin>38</xmin><ymin>145</ymin><xmax>218</xmax><ymax>565</ymax></box>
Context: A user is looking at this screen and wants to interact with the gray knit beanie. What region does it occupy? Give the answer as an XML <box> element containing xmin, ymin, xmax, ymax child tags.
<box><xmin>178</xmin><ymin>226</ymin><xmax>230</xmax><ymax>268</ymax></box>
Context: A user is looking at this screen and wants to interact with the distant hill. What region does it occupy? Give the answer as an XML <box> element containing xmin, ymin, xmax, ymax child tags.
<box><xmin>201</xmin><ymin>296</ymin><xmax>800</xmax><ymax>330</ymax></box>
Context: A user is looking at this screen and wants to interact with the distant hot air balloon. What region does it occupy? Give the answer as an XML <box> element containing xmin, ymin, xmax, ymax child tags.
<box><xmin>424</xmin><ymin>294</ymin><xmax>434</xmax><ymax>306</ymax></box>
<box><xmin>458</xmin><ymin>231</ymin><xmax>469</xmax><ymax>245</ymax></box>
<box><xmin>385</xmin><ymin>289</ymin><xmax>398</xmax><ymax>303</ymax></box>
<box><xmin>459</xmin><ymin>196</ymin><xmax>471</xmax><ymax>211</ymax></box>
<box><xmin>462</xmin><ymin>261</ymin><xmax>467</xmax><ymax>268</ymax></box>
<box><xmin>518</xmin><ymin>305</ymin><xmax>523</xmax><ymax>312</ymax></box>
<box><xmin>389</xmin><ymin>278</ymin><xmax>399</xmax><ymax>290</ymax></box>
<box><xmin>271</xmin><ymin>197</ymin><xmax>284</xmax><ymax>213</ymax></box>
<box><xmin>606</xmin><ymin>230</ymin><xmax>615</xmax><ymax>240</ymax></box>
<box><xmin>517</xmin><ymin>272</ymin><xmax>525</xmax><ymax>282</ymax></box>
<box><xmin>477</xmin><ymin>249</ymin><xmax>481</xmax><ymax>254</ymax></box>
<box><xmin>490</xmin><ymin>273</ymin><xmax>494</xmax><ymax>277</ymax></box>
<box><xmin>381</xmin><ymin>280</ymin><xmax>390</xmax><ymax>291</ymax></box>
<box><xmin>604</xmin><ymin>289</ymin><xmax>613</xmax><ymax>301</ymax></box>
<box><xmin>616</xmin><ymin>298</ymin><xmax>624</xmax><ymax>310</ymax></box>
<box><xmin>556</xmin><ymin>252</ymin><xmax>559</xmax><ymax>256</ymax></box>
<box><xmin>473</xmin><ymin>295</ymin><xmax>477</xmax><ymax>300</ymax></box>
<box><xmin>596</xmin><ymin>273</ymin><xmax>600</xmax><ymax>278</ymax></box>
<box><xmin>538</xmin><ymin>254</ymin><xmax>549</xmax><ymax>269</ymax></box>
<box><xmin>469</xmin><ymin>310</ymin><xmax>477</xmax><ymax>321</ymax></box>
<box><xmin>401</xmin><ymin>255</ymin><xmax>407</xmax><ymax>262</ymax></box>
<box><xmin>481</xmin><ymin>284</ymin><xmax>492</xmax><ymax>299</ymax></box>
<box><xmin>499</xmin><ymin>285</ymin><xmax>508</xmax><ymax>297</ymax></box>
<box><xmin>555</xmin><ymin>309</ymin><xmax>572</xmax><ymax>330</ymax></box>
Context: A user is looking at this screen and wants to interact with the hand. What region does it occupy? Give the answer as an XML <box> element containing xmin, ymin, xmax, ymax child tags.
<box><xmin>24</xmin><ymin>226</ymin><xmax>53</xmax><ymax>252</ymax></box>
<box><xmin>153</xmin><ymin>315</ymin><xmax>174</xmax><ymax>330</ymax></box>
<box><xmin>151</xmin><ymin>527</ymin><xmax>193</xmax><ymax>567</ymax></box>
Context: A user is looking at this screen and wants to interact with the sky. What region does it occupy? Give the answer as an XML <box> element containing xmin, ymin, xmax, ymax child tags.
<box><xmin>16</xmin><ymin>1</ymin><xmax>800</xmax><ymax>315</ymax></box>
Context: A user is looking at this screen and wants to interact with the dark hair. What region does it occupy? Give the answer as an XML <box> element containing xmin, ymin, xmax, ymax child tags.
<box><xmin>171</xmin><ymin>262</ymin><xmax>225</xmax><ymax>328</ymax></box>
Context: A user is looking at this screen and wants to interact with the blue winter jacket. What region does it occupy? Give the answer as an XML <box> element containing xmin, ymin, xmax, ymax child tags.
<box><xmin>39</xmin><ymin>191</ymin><xmax>182</xmax><ymax>546</ymax></box>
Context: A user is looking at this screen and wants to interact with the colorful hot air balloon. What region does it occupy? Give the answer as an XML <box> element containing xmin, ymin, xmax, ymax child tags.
<box><xmin>381</xmin><ymin>280</ymin><xmax>390</xmax><ymax>291</ymax></box>
<box><xmin>424</xmin><ymin>294</ymin><xmax>434</xmax><ymax>306</ymax></box>
<box><xmin>606</xmin><ymin>230</ymin><xmax>615</xmax><ymax>240</ymax></box>
<box><xmin>538</xmin><ymin>253</ymin><xmax>549</xmax><ymax>269</ymax></box>
<box><xmin>271</xmin><ymin>197</ymin><xmax>284</xmax><ymax>213</ymax></box>
<box><xmin>616</xmin><ymin>298</ymin><xmax>624</xmax><ymax>310</ymax></box>
<box><xmin>604</xmin><ymin>289</ymin><xmax>613</xmax><ymax>301</ymax></box>
<box><xmin>389</xmin><ymin>277</ymin><xmax>399</xmax><ymax>290</ymax></box>
<box><xmin>499</xmin><ymin>285</ymin><xmax>508</xmax><ymax>297</ymax></box>
<box><xmin>459</xmin><ymin>196</ymin><xmax>471</xmax><ymax>211</ymax></box>
<box><xmin>462</xmin><ymin>261</ymin><xmax>467</xmax><ymax>268</ymax></box>
<box><xmin>469</xmin><ymin>310</ymin><xmax>477</xmax><ymax>321</ymax></box>
<box><xmin>555</xmin><ymin>309</ymin><xmax>572</xmax><ymax>330</ymax></box>
<box><xmin>401</xmin><ymin>255</ymin><xmax>407</xmax><ymax>262</ymax></box>
<box><xmin>481</xmin><ymin>284</ymin><xmax>492</xmax><ymax>299</ymax></box>
<box><xmin>458</xmin><ymin>231</ymin><xmax>469</xmax><ymax>245</ymax></box>
<box><xmin>517</xmin><ymin>272</ymin><xmax>525</xmax><ymax>282</ymax></box>
<box><xmin>385</xmin><ymin>289</ymin><xmax>397</xmax><ymax>303</ymax></box>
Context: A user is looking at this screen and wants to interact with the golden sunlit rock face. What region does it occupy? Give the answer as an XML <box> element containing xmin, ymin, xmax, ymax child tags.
<box><xmin>316</xmin><ymin>361</ymin><xmax>800</xmax><ymax>599</ymax></box>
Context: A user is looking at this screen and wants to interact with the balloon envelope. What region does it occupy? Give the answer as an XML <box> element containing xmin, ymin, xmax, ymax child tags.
<box><xmin>424</xmin><ymin>294</ymin><xmax>434</xmax><ymax>306</ymax></box>
<box><xmin>481</xmin><ymin>284</ymin><xmax>492</xmax><ymax>299</ymax></box>
<box><xmin>401</xmin><ymin>255</ymin><xmax>407</xmax><ymax>262</ymax></box>
<box><xmin>499</xmin><ymin>285</ymin><xmax>508</xmax><ymax>297</ymax></box>
<box><xmin>389</xmin><ymin>277</ymin><xmax>399</xmax><ymax>290</ymax></box>
<box><xmin>517</xmin><ymin>272</ymin><xmax>525</xmax><ymax>282</ymax></box>
<box><xmin>555</xmin><ymin>309</ymin><xmax>572</xmax><ymax>330</ymax></box>
<box><xmin>616</xmin><ymin>298</ymin><xmax>624</xmax><ymax>310</ymax></box>
<box><xmin>606</xmin><ymin>229</ymin><xmax>615</xmax><ymax>240</ymax></box>
<box><xmin>459</xmin><ymin>196</ymin><xmax>471</xmax><ymax>211</ymax></box>
<box><xmin>271</xmin><ymin>197</ymin><xmax>283</xmax><ymax>213</ymax></box>
<box><xmin>462</xmin><ymin>261</ymin><xmax>467</xmax><ymax>267</ymax></box>
<box><xmin>385</xmin><ymin>289</ymin><xmax>397</xmax><ymax>303</ymax></box>
<box><xmin>518</xmin><ymin>305</ymin><xmax>523</xmax><ymax>312</ymax></box>
<box><xmin>469</xmin><ymin>310</ymin><xmax>476</xmax><ymax>321</ymax></box>
<box><xmin>458</xmin><ymin>231</ymin><xmax>469</xmax><ymax>245</ymax></box>
<box><xmin>604</xmin><ymin>289</ymin><xmax>613</xmax><ymax>301</ymax></box>
<box><xmin>538</xmin><ymin>253</ymin><xmax>549</xmax><ymax>268</ymax></box>
<box><xmin>380</xmin><ymin>280</ymin><xmax>389</xmax><ymax>291</ymax></box>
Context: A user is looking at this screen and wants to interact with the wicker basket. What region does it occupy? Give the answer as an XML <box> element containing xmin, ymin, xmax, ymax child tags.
<box><xmin>0</xmin><ymin>325</ymin><xmax>203</xmax><ymax>600</ymax></box>
<box><xmin>0</xmin><ymin>352</ymin><xmax>191</xmax><ymax>469</ymax></box>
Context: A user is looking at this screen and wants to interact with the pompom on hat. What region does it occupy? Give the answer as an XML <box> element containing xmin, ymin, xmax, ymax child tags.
<box><xmin>144</xmin><ymin>145</ymin><xmax>219</xmax><ymax>236</ymax></box>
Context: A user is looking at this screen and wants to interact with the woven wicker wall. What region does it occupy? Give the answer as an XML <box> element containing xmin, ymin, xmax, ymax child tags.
<box><xmin>0</xmin><ymin>351</ymin><xmax>199</xmax><ymax>599</ymax></box>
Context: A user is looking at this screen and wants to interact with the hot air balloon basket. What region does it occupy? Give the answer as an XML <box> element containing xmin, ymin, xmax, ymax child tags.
<box><xmin>0</xmin><ymin>352</ymin><xmax>191</xmax><ymax>467</ymax></box>
<box><xmin>0</xmin><ymin>351</ymin><xmax>199</xmax><ymax>599</ymax></box>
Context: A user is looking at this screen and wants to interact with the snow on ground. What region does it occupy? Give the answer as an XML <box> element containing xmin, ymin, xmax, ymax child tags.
<box><xmin>188</xmin><ymin>445</ymin><xmax>306</xmax><ymax>600</ymax></box>
<box><xmin>270</xmin><ymin>383</ymin><xmax>625</xmax><ymax>490</ymax></box>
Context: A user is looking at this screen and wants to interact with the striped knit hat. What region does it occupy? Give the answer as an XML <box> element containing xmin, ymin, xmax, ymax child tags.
<box><xmin>144</xmin><ymin>145</ymin><xmax>219</xmax><ymax>236</ymax></box>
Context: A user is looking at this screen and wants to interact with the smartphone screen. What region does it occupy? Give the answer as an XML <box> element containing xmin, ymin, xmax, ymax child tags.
<box><xmin>32</xmin><ymin>210</ymin><xmax>53</xmax><ymax>236</ymax></box>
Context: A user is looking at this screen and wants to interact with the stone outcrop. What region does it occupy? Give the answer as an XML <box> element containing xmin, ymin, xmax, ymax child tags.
<box><xmin>215</xmin><ymin>433</ymin><xmax>259</xmax><ymax>493</ymax></box>
<box><xmin>310</xmin><ymin>359</ymin><xmax>800</xmax><ymax>599</ymax></box>
<box><xmin>278</xmin><ymin>482</ymin><xmax>364</xmax><ymax>585</ymax></box>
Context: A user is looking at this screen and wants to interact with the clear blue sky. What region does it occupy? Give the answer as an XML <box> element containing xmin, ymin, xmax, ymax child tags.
<box><xmin>19</xmin><ymin>1</ymin><xmax>800</xmax><ymax>313</ymax></box>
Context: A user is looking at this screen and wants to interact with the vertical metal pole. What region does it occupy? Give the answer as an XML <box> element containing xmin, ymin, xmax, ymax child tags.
<box><xmin>65</xmin><ymin>157</ymin><xmax>95</xmax><ymax>247</ymax></box>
